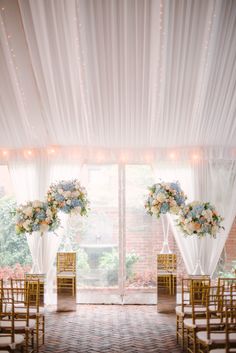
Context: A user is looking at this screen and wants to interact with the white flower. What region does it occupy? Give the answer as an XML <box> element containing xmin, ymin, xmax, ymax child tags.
<box><xmin>156</xmin><ymin>193</ymin><xmax>166</xmax><ymax>202</ymax></box>
<box><xmin>72</xmin><ymin>206</ymin><xmax>81</xmax><ymax>214</ymax></box>
<box><xmin>170</xmin><ymin>205</ymin><xmax>179</xmax><ymax>214</ymax></box>
<box><xmin>58</xmin><ymin>188</ymin><xmax>64</xmax><ymax>194</ymax></box>
<box><xmin>151</xmin><ymin>206</ymin><xmax>159</xmax><ymax>214</ymax></box>
<box><xmin>46</xmin><ymin>209</ymin><xmax>52</xmax><ymax>217</ymax></box>
<box><xmin>32</xmin><ymin>200</ymin><xmax>42</xmax><ymax>208</ymax></box>
<box><xmin>63</xmin><ymin>191</ymin><xmax>71</xmax><ymax>198</ymax></box>
<box><xmin>24</xmin><ymin>207</ymin><xmax>33</xmax><ymax>217</ymax></box>
<box><xmin>40</xmin><ymin>223</ymin><xmax>49</xmax><ymax>232</ymax></box>
<box><xmin>202</xmin><ymin>209</ymin><xmax>212</xmax><ymax>220</ymax></box>
<box><xmin>23</xmin><ymin>219</ymin><xmax>31</xmax><ymax>231</ymax></box>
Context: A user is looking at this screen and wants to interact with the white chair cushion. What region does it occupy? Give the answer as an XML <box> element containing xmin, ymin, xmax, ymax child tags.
<box><xmin>0</xmin><ymin>318</ymin><xmax>36</xmax><ymax>330</ymax></box>
<box><xmin>184</xmin><ymin>317</ymin><xmax>223</xmax><ymax>329</ymax></box>
<box><xmin>15</xmin><ymin>306</ymin><xmax>44</xmax><ymax>315</ymax></box>
<box><xmin>57</xmin><ymin>271</ymin><xmax>76</xmax><ymax>277</ymax></box>
<box><xmin>0</xmin><ymin>334</ymin><xmax>24</xmax><ymax>347</ymax></box>
<box><xmin>6</xmin><ymin>304</ymin><xmax>45</xmax><ymax>315</ymax></box>
<box><xmin>176</xmin><ymin>305</ymin><xmax>206</xmax><ymax>316</ymax></box>
<box><xmin>197</xmin><ymin>331</ymin><xmax>236</xmax><ymax>345</ymax></box>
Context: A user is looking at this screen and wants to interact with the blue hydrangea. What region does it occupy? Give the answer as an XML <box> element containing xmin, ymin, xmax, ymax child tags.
<box><xmin>55</xmin><ymin>194</ymin><xmax>64</xmax><ymax>202</ymax></box>
<box><xmin>160</xmin><ymin>202</ymin><xmax>169</xmax><ymax>214</ymax></box>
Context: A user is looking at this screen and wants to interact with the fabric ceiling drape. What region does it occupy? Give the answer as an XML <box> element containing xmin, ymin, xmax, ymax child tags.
<box><xmin>0</xmin><ymin>1</ymin><xmax>235</xmax><ymax>150</ymax></box>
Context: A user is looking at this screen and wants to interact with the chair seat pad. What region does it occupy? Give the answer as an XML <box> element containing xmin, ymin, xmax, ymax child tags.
<box><xmin>0</xmin><ymin>319</ymin><xmax>36</xmax><ymax>330</ymax></box>
<box><xmin>176</xmin><ymin>305</ymin><xmax>206</xmax><ymax>316</ymax></box>
<box><xmin>57</xmin><ymin>272</ymin><xmax>76</xmax><ymax>277</ymax></box>
<box><xmin>0</xmin><ymin>334</ymin><xmax>24</xmax><ymax>347</ymax></box>
<box><xmin>197</xmin><ymin>331</ymin><xmax>236</xmax><ymax>345</ymax></box>
<box><xmin>184</xmin><ymin>317</ymin><xmax>223</xmax><ymax>329</ymax></box>
<box><xmin>6</xmin><ymin>304</ymin><xmax>44</xmax><ymax>315</ymax></box>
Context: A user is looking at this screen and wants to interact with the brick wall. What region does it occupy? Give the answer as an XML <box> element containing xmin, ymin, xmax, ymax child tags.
<box><xmin>125</xmin><ymin>211</ymin><xmax>236</xmax><ymax>282</ymax></box>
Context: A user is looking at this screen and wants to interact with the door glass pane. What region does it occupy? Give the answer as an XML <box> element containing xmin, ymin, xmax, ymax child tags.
<box><xmin>125</xmin><ymin>165</ymin><xmax>157</xmax><ymax>290</ymax></box>
<box><xmin>59</xmin><ymin>164</ymin><xmax>119</xmax><ymax>288</ymax></box>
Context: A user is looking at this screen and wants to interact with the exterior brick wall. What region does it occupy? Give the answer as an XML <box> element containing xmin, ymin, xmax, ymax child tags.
<box><xmin>126</xmin><ymin>212</ymin><xmax>236</xmax><ymax>282</ymax></box>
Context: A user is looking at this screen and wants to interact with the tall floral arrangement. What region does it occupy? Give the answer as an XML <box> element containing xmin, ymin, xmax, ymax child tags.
<box><xmin>15</xmin><ymin>200</ymin><xmax>59</xmax><ymax>235</ymax></box>
<box><xmin>47</xmin><ymin>179</ymin><xmax>89</xmax><ymax>216</ymax></box>
<box><xmin>144</xmin><ymin>181</ymin><xmax>187</xmax><ymax>218</ymax></box>
<box><xmin>177</xmin><ymin>201</ymin><xmax>224</xmax><ymax>238</ymax></box>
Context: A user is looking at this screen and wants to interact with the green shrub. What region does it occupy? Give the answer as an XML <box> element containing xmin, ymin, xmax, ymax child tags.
<box><xmin>99</xmin><ymin>249</ymin><xmax>139</xmax><ymax>285</ymax></box>
<box><xmin>0</xmin><ymin>196</ymin><xmax>31</xmax><ymax>267</ymax></box>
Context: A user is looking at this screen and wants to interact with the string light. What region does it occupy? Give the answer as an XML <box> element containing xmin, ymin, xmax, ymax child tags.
<box><xmin>96</xmin><ymin>151</ymin><xmax>105</xmax><ymax>162</ymax></box>
<box><xmin>192</xmin><ymin>154</ymin><xmax>199</xmax><ymax>160</ymax></box>
<box><xmin>169</xmin><ymin>152</ymin><xmax>176</xmax><ymax>160</ymax></box>
<box><xmin>47</xmin><ymin>148</ymin><xmax>55</xmax><ymax>154</ymax></box>
<box><xmin>2</xmin><ymin>150</ymin><xmax>8</xmax><ymax>157</ymax></box>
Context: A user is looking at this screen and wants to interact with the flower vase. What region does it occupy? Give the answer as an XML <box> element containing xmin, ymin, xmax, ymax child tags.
<box><xmin>192</xmin><ymin>237</ymin><xmax>205</xmax><ymax>275</ymax></box>
<box><xmin>160</xmin><ymin>214</ymin><xmax>172</xmax><ymax>254</ymax></box>
<box><xmin>26</xmin><ymin>231</ymin><xmax>44</xmax><ymax>274</ymax></box>
<box><xmin>58</xmin><ymin>212</ymin><xmax>73</xmax><ymax>251</ymax></box>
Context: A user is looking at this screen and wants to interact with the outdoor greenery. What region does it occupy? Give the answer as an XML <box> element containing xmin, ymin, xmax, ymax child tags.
<box><xmin>0</xmin><ymin>196</ymin><xmax>32</xmax><ymax>267</ymax></box>
<box><xmin>99</xmin><ymin>248</ymin><xmax>140</xmax><ymax>285</ymax></box>
<box><xmin>218</xmin><ymin>260</ymin><xmax>236</xmax><ymax>278</ymax></box>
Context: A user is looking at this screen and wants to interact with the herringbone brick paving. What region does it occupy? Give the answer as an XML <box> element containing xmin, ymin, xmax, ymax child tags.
<box><xmin>39</xmin><ymin>305</ymin><xmax>182</xmax><ymax>353</ymax></box>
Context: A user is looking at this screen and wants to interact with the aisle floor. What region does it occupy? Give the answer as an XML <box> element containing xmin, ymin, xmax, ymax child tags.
<box><xmin>40</xmin><ymin>305</ymin><xmax>182</xmax><ymax>353</ymax></box>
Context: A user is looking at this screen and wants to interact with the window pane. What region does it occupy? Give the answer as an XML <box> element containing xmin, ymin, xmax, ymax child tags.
<box><xmin>125</xmin><ymin>165</ymin><xmax>157</xmax><ymax>289</ymax></box>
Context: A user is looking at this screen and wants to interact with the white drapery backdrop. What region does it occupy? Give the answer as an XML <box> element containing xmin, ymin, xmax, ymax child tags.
<box><xmin>8</xmin><ymin>149</ymin><xmax>236</xmax><ymax>285</ymax></box>
<box><xmin>8</xmin><ymin>152</ymin><xmax>82</xmax><ymax>303</ymax></box>
<box><xmin>153</xmin><ymin>159</ymin><xmax>236</xmax><ymax>276</ymax></box>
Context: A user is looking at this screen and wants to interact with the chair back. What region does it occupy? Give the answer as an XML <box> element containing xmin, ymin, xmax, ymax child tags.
<box><xmin>57</xmin><ymin>252</ymin><xmax>76</xmax><ymax>273</ymax></box>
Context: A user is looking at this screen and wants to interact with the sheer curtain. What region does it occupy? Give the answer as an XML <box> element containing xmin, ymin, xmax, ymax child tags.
<box><xmin>153</xmin><ymin>159</ymin><xmax>236</xmax><ymax>276</ymax></box>
<box><xmin>8</xmin><ymin>152</ymin><xmax>72</xmax><ymax>303</ymax></box>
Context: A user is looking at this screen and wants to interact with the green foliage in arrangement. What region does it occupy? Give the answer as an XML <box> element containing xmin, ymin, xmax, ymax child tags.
<box><xmin>0</xmin><ymin>196</ymin><xmax>31</xmax><ymax>267</ymax></box>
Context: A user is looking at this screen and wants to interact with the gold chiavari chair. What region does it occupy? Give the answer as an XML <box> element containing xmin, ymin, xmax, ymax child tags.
<box><xmin>197</xmin><ymin>284</ymin><xmax>236</xmax><ymax>352</ymax></box>
<box><xmin>176</xmin><ymin>276</ymin><xmax>211</xmax><ymax>349</ymax></box>
<box><xmin>0</xmin><ymin>297</ymin><xmax>25</xmax><ymax>352</ymax></box>
<box><xmin>57</xmin><ymin>252</ymin><xmax>76</xmax><ymax>296</ymax></box>
<box><xmin>10</xmin><ymin>278</ymin><xmax>45</xmax><ymax>353</ymax></box>
<box><xmin>157</xmin><ymin>254</ymin><xmax>177</xmax><ymax>296</ymax></box>
<box><xmin>185</xmin><ymin>285</ymin><xmax>225</xmax><ymax>353</ymax></box>
<box><xmin>25</xmin><ymin>274</ymin><xmax>45</xmax><ymax>307</ymax></box>
<box><xmin>2</xmin><ymin>284</ymin><xmax>36</xmax><ymax>353</ymax></box>
<box><xmin>218</xmin><ymin>278</ymin><xmax>236</xmax><ymax>294</ymax></box>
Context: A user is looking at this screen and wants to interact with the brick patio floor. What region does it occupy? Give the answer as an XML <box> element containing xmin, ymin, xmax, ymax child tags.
<box><xmin>40</xmin><ymin>305</ymin><xmax>182</xmax><ymax>353</ymax></box>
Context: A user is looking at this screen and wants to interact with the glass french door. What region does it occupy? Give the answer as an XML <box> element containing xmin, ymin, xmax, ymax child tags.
<box><xmin>58</xmin><ymin>163</ymin><xmax>157</xmax><ymax>303</ymax></box>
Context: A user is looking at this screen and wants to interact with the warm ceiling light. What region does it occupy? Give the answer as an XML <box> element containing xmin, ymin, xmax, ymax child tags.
<box><xmin>169</xmin><ymin>152</ymin><xmax>176</xmax><ymax>159</ymax></box>
<box><xmin>27</xmin><ymin>150</ymin><xmax>32</xmax><ymax>156</ymax></box>
<box><xmin>2</xmin><ymin>150</ymin><xmax>8</xmax><ymax>156</ymax></box>
<box><xmin>96</xmin><ymin>152</ymin><xmax>105</xmax><ymax>162</ymax></box>
<box><xmin>48</xmin><ymin>148</ymin><xmax>55</xmax><ymax>154</ymax></box>
<box><xmin>192</xmin><ymin>154</ymin><xmax>199</xmax><ymax>160</ymax></box>
<box><xmin>120</xmin><ymin>154</ymin><xmax>128</xmax><ymax>163</ymax></box>
<box><xmin>145</xmin><ymin>153</ymin><xmax>154</xmax><ymax>162</ymax></box>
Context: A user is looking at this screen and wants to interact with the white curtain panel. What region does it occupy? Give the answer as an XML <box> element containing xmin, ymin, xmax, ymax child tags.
<box><xmin>154</xmin><ymin>160</ymin><xmax>236</xmax><ymax>276</ymax></box>
<box><xmin>8</xmin><ymin>153</ymin><xmax>60</xmax><ymax>303</ymax></box>
<box><xmin>8</xmin><ymin>152</ymin><xmax>82</xmax><ymax>303</ymax></box>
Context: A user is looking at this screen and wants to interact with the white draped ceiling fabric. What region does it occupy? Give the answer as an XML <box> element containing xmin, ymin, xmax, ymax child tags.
<box><xmin>0</xmin><ymin>0</ymin><xmax>236</xmax><ymax>277</ymax></box>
